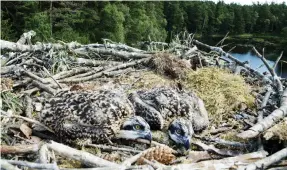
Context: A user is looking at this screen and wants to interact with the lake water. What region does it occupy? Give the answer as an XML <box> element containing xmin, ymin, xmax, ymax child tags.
<box><xmin>229</xmin><ymin>48</ymin><xmax>287</xmax><ymax>78</ymax></box>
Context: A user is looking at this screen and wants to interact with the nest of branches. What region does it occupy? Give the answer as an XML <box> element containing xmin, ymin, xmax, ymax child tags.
<box><xmin>1</xmin><ymin>31</ymin><xmax>287</xmax><ymax>170</ymax></box>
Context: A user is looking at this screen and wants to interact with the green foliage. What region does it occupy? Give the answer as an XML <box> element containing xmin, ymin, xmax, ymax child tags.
<box><xmin>281</xmin><ymin>27</ymin><xmax>287</xmax><ymax>37</ymax></box>
<box><xmin>99</xmin><ymin>3</ymin><xmax>125</xmax><ymax>42</ymax></box>
<box><xmin>1</xmin><ymin>1</ymin><xmax>287</xmax><ymax>43</ymax></box>
<box><xmin>54</xmin><ymin>27</ymin><xmax>89</xmax><ymax>44</ymax></box>
<box><xmin>25</xmin><ymin>11</ymin><xmax>51</xmax><ymax>42</ymax></box>
<box><xmin>1</xmin><ymin>12</ymin><xmax>15</xmax><ymax>40</ymax></box>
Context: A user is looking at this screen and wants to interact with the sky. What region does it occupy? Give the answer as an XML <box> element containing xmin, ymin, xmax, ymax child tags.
<box><xmin>211</xmin><ymin>0</ymin><xmax>286</xmax><ymax>5</ymax></box>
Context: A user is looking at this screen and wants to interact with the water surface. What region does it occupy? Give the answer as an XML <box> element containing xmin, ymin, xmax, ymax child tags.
<box><xmin>229</xmin><ymin>47</ymin><xmax>287</xmax><ymax>78</ymax></box>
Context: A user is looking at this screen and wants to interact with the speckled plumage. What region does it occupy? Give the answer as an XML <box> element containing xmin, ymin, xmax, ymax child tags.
<box><xmin>40</xmin><ymin>89</ymin><xmax>135</xmax><ymax>143</ymax></box>
<box><xmin>129</xmin><ymin>87</ymin><xmax>209</xmax><ymax>131</ymax></box>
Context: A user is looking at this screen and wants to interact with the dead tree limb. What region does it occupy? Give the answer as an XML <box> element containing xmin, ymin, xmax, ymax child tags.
<box><xmin>0</xmin><ymin>160</ymin><xmax>21</xmax><ymax>170</ymax></box>
<box><xmin>1</xmin><ymin>159</ymin><xmax>59</xmax><ymax>170</ymax></box>
<box><xmin>0</xmin><ymin>144</ymin><xmax>40</xmax><ymax>154</ymax></box>
<box><xmin>46</xmin><ymin>141</ymin><xmax>120</xmax><ymax>168</ymax></box>
<box><xmin>74</xmin><ymin>47</ymin><xmax>152</xmax><ymax>60</ymax></box>
<box><xmin>191</xmin><ymin>140</ymin><xmax>241</xmax><ymax>157</ymax></box>
<box><xmin>52</xmin><ymin>67</ymin><xmax>91</xmax><ymax>80</ymax></box>
<box><xmin>23</xmin><ymin>95</ymin><xmax>33</xmax><ymax>118</ymax></box>
<box><xmin>193</xmin><ymin>40</ymin><xmax>271</xmax><ymax>84</ymax></box>
<box><xmin>39</xmin><ymin>144</ymin><xmax>50</xmax><ymax>164</ymax></box>
<box><xmin>59</xmin><ymin>58</ymin><xmax>150</xmax><ymax>83</ymax></box>
<box><xmin>252</xmin><ymin>47</ymin><xmax>283</xmax><ymax>93</ymax></box>
<box><xmin>273</xmin><ymin>51</ymin><xmax>284</xmax><ymax>71</ymax></box>
<box><xmin>23</xmin><ymin>70</ymin><xmax>50</xmax><ymax>84</ymax></box>
<box><xmin>241</xmin><ymin>148</ymin><xmax>287</xmax><ymax>170</ymax></box>
<box><xmin>194</xmin><ymin>136</ymin><xmax>251</xmax><ymax>148</ymax></box>
<box><xmin>0</xmin><ymin>110</ymin><xmax>54</xmax><ymax>133</ymax></box>
<box><xmin>168</xmin><ymin>150</ymin><xmax>268</xmax><ymax>170</ymax></box>
<box><xmin>0</xmin><ymin>39</ymin><xmax>80</xmax><ymax>52</ymax></box>
<box><xmin>85</xmin><ymin>144</ymin><xmax>141</xmax><ymax>153</ymax></box>
<box><xmin>257</xmin><ymin>87</ymin><xmax>273</xmax><ymax>150</ymax></box>
<box><xmin>74</xmin><ymin>58</ymin><xmax>122</xmax><ymax>66</ymax></box>
<box><xmin>32</xmin><ymin>80</ymin><xmax>56</xmax><ymax>95</ymax></box>
<box><xmin>237</xmin><ymin>88</ymin><xmax>287</xmax><ymax>139</ymax></box>
<box><xmin>82</xmin><ymin>43</ymin><xmax>145</xmax><ymax>53</ymax></box>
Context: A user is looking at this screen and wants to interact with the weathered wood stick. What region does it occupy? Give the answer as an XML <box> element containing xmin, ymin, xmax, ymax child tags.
<box><xmin>241</xmin><ymin>148</ymin><xmax>287</xmax><ymax>170</ymax></box>
<box><xmin>23</xmin><ymin>94</ymin><xmax>33</xmax><ymax>118</ymax></box>
<box><xmin>59</xmin><ymin>58</ymin><xmax>150</xmax><ymax>83</ymax></box>
<box><xmin>23</xmin><ymin>70</ymin><xmax>50</xmax><ymax>84</ymax></box>
<box><xmin>52</xmin><ymin>67</ymin><xmax>92</xmax><ymax>80</ymax></box>
<box><xmin>256</xmin><ymin>87</ymin><xmax>273</xmax><ymax>150</ymax></box>
<box><xmin>89</xmin><ymin>47</ymin><xmax>151</xmax><ymax>59</ymax></box>
<box><xmin>168</xmin><ymin>150</ymin><xmax>268</xmax><ymax>170</ymax></box>
<box><xmin>64</xmin><ymin>67</ymin><xmax>104</xmax><ymax>80</ymax></box>
<box><xmin>0</xmin><ymin>160</ymin><xmax>21</xmax><ymax>170</ymax></box>
<box><xmin>85</xmin><ymin>144</ymin><xmax>141</xmax><ymax>153</ymax></box>
<box><xmin>5</xmin><ymin>52</ymin><xmax>30</xmax><ymax>66</ymax></box>
<box><xmin>1</xmin><ymin>159</ymin><xmax>59</xmax><ymax>170</ymax></box>
<box><xmin>237</xmin><ymin>88</ymin><xmax>287</xmax><ymax>139</ymax></box>
<box><xmin>0</xmin><ymin>39</ymin><xmax>80</xmax><ymax>52</ymax></box>
<box><xmin>83</xmin><ymin>43</ymin><xmax>145</xmax><ymax>52</ymax></box>
<box><xmin>0</xmin><ymin>110</ymin><xmax>54</xmax><ymax>133</ymax></box>
<box><xmin>74</xmin><ymin>58</ymin><xmax>122</xmax><ymax>66</ymax></box>
<box><xmin>191</xmin><ymin>140</ymin><xmax>242</xmax><ymax>157</ymax></box>
<box><xmin>32</xmin><ymin>80</ymin><xmax>56</xmax><ymax>95</ymax></box>
<box><xmin>195</xmin><ymin>136</ymin><xmax>251</xmax><ymax>148</ymax></box>
<box><xmin>46</xmin><ymin>141</ymin><xmax>120</xmax><ymax>168</ymax></box>
<box><xmin>0</xmin><ymin>144</ymin><xmax>40</xmax><ymax>154</ymax></box>
<box><xmin>192</xmin><ymin>39</ymin><xmax>271</xmax><ymax>84</ymax></box>
<box><xmin>253</xmin><ymin>47</ymin><xmax>283</xmax><ymax>93</ymax></box>
<box><xmin>273</xmin><ymin>51</ymin><xmax>284</xmax><ymax>70</ymax></box>
<box><xmin>104</xmin><ymin>68</ymin><xmax>134</xmax><ymax>77</ymax></box>
<box><xmin>39</xmin><ymin>144</ymin><xmax>49</xmax><ymax>164</ymax></box>
<box><xmin>42</xmin><ymin>66</ymin><xmax>63</xmax><ymax>89</ymax></box>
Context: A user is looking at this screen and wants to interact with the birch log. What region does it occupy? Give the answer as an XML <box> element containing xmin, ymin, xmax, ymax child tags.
<box><xmin>237</xmin><ymin>88</ymin><xmax>287</xmax><ymax>139</ymax></box>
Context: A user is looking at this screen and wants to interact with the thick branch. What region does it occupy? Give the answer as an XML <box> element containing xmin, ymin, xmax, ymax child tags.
<box><xmin>74</xmin><ymin>47</ymin><xmax>152</xmax><ymax>60</ymax></box>
<box><xmin>0</xmin><ymin>39</ymin><xmax>80</xmax><ymax>52</ymax></box>
<box><xmin>0</xmin><ymin>144</ymin><xmax>40</xmax><ymax>154</ymax></box>
<box><xmin>237</xmin><ymin>88</ymin><xmax>287</xmax><ymax>139</ymax></box>
<box><xmin>193</xmin><ymin>40</ymin><xmax>271</xmax><ymax>84</ymax></box>
<box><xmin>242</xmin><ymin>148</ymin><xmax>287</xmax><ymax>170</ymax></box>
<box><xmin>1</xmin><ymin>159</ymin><xmax>59</xmax><ymax>170</ymax></box>
<box><xmin>252</xmin><ymin>47</ymin><xmax>283</xmax><ymax>93</ymax></box>
<box><xmin>46</xmin><ymin>141</ymin><xmax>120</xmax><ymax>168</ymax></box>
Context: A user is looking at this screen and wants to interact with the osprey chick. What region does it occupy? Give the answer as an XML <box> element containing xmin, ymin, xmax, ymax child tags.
<box><xmin>40</xmin><ymin>89</ymin><xmax>151</xmax><ymax>144</ymax></box>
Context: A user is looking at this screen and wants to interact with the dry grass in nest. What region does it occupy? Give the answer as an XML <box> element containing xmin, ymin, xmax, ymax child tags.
<box><xmin>1</xmin><ymin>78</ymin><xmax>14</xmax><ymax>91</ymax></box>
<box><xmin>183</xmin><ymin>67</ymin><xmax>255</xmax><ymax>126</ymax></box>
<box><xmin>264</xmin><ymin>118</ymin><xmax>287</xmax><ymax>141</ymax></box>
<box><xmin>119</xmin><ymin>71</ymin><xmax>175</xmax><ymax>92</ymax></box>
<box><xmin>149</xmin><ymin>53</ymin><xmax>190</xmax><ymax>79</ymax></box>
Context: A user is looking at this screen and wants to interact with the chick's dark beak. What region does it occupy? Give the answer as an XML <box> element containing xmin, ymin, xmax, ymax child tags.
<box><xmin>183</xmin><ymin>137</ymin><xmax>190</xmax><ymax>150</ymax></box>
<box><xmin>143</xmin><ymin>131</ymin><xmax>152</xmax><ymax>142</ymax></box>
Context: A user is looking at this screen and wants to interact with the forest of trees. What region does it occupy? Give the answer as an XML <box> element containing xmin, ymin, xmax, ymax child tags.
<box><xmin>1</xmin><ymin>1</ymin><xmax>287</xmax><ymax>45</ymax></box>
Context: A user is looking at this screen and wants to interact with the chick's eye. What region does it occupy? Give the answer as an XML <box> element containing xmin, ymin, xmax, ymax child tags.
<box><xmin>134</xmin><ymin>124</ymin><xmax>141</xmax><ymax>130</ymax></box>
<box><xmin>175</xmin><ymin>129</ymin><xmax>182</xmax><ymax>135</ymax></box>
